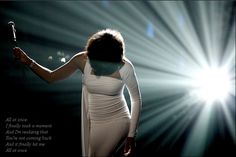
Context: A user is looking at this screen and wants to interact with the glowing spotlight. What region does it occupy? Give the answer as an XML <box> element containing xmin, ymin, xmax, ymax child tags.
<box><xmin>147</xmin><ymin>22</ymin><xmax>155</xmax><ymax>38</ymax></box>
<box><xmin>48</xmin><ymin>56</ymin><xmax>53</xmax><ymax>60</ymax></box>
<box><xmin>60</xmin><ymin>57</ymin><xmax>66</xmax><ymax>63</ymax></box>
<box><xmin>192</xmin><ymin>67</ymin><xmax>231</xmax><ymax>104</ymax></box>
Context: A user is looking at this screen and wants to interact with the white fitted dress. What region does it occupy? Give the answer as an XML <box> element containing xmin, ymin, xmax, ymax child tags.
<box><xmin>81</xmin><ymin>58</ymin><xmax>141</xmax><ymax>157</ymax></box>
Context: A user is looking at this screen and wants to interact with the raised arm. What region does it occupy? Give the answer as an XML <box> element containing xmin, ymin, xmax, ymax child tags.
<box><xmin>13</xmin><ymin>47</ymin><xmax>87</xmax><ymax>83</ymax></box>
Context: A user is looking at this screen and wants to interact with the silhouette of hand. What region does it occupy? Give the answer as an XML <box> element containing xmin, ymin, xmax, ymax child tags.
<box><xmin>124</xmin><ymin>137</ymin><xmax>135</xmax><ymax>157</ymax></box>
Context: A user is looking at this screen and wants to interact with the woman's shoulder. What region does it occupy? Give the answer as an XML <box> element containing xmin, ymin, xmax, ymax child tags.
<box><xmin>123</xmin><ymin>57</ymin><xmax>134</xmax><ymax>69</ymax></box>
<box><xmin>72</xmin><ymin>51</ymin><xmax>88</xmax><ymax>72</ymax></box>
<box><xmin>73</xmin><ymin>51</ymin><xmax>88</xmax><ymax>63</ymax></box>
<box><xmin>120</xmin><ymin>57</ymin><xmax>135</xmax><ymax>76</ymax></box>
<box><xmin>74</xmin><ymin>51</ymin><xmax>87</xmax><ymax>59</ymax></box>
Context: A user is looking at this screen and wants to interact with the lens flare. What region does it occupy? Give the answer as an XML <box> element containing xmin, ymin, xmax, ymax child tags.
<box><xmin>192</xmin><ymin>67</ymin><xmax>231</xmax><ymax>104</ymax></box>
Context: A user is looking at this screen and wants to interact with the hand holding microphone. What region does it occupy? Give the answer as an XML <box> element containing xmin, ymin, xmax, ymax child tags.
<box><xmin>8</xmin><ymin>21</ymin><xmax>34</xmax><ymax>67</ymax></box>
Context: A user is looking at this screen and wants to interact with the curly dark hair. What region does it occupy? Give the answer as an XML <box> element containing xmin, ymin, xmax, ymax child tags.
<box><xmin>85</xmin><ymin>29</ymin><xmax>125</xmax><ymax>76</ymax></box>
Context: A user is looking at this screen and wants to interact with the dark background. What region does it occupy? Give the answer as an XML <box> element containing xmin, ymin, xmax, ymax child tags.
<box><xmin>0</xmin><ymin>1</ymin><xmax>235</xmax><ymax>156</ymax></box>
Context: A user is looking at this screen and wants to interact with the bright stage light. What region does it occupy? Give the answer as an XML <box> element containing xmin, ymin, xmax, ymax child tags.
<box><xmin>192</xmin><ymin>67</ymin><xmax>231</xmax><ymax>104</ymax></box>
<box><xmin>60</xmin><ymin>57</ymin><xmax>66</xmax><ymax>63</ymax></box>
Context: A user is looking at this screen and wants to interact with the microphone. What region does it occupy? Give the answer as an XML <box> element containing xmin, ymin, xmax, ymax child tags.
<box><xmin>8</xmin><ymin>21</ymin><xmax>18</xmax><ymax>47</ymax></box>
<box><xmin>8</xmin><ymin>21</ymin><xmax>26</xmax><ymax>78</ymax></box>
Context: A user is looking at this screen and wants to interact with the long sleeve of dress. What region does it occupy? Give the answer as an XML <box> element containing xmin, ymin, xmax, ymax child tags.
<box><xmin>121</xmin><ymin>59</ymin><xmax>142</xmax><ymax>137</ymax></box>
